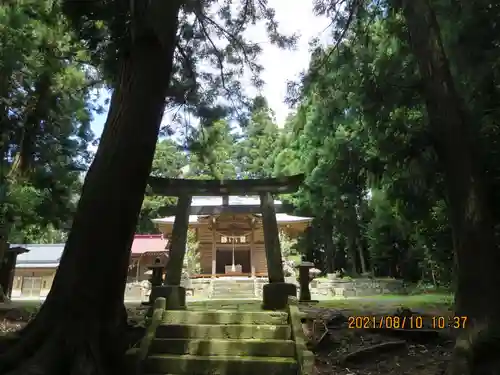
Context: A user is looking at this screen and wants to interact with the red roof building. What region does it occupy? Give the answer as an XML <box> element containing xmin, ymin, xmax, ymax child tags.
<box><xmin>131</xmin><ymin>234</ymin><xmax>168</xmax><ymax>256</ymax></box>
<box><xmin>128</xmin><ymin>234</ymin><xmax>169</xmax><ymax>282</ymax></box>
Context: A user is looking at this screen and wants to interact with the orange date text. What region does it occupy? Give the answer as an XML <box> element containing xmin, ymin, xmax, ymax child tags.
<box><xmin>348</xmin><ymin>315</ymin><xmax>424</xmax><ymax>329</ymax></box>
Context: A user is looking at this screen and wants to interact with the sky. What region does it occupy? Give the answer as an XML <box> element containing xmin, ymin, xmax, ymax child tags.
<box><xmin>89</xmin><ymin>1</ymin><xmax>331</xmax><ymax>141</ymax></box>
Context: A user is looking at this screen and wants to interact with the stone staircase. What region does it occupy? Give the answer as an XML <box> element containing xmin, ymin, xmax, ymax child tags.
<box><xmin>129</xmin><ymin>297</ymin><xmax>314</xmax><ymax>375</ymax></box>
<box><xmin>210</xmin><ymin>278</ymin><xmax>256</xmax><ymax>299</ymax></box>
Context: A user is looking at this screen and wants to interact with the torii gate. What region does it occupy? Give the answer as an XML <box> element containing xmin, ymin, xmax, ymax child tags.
<box><xmin>147</xmin><ymin>173</ymin><xmax>305</xmax><ymax>310</ymax></box>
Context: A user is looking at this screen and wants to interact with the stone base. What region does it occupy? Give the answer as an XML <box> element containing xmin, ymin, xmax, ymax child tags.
<box><xmin>149</xmin><ymin>285</ymin><xmax>186</xmax><ymax>312</ymax></box>
<box><xmin>262</xmin><ymin>282</ymin><xmax>297</xmax><ymax>310</ymax></box>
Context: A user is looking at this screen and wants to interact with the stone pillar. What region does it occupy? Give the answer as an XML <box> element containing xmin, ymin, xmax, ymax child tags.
<box><xmin>145</xmin><ymin>259</ymin><xmax>164</xmax><ymax>305</ymax></box>
<box><xmin>250</xmin><ymin>223</ymin><xmax>255</xmax><ymax>278</ymax></box>
<box><xmin>211</xmin><ymin>218</ymin><xmax>216</xmax><ymax>277</ymax></box>
<box><xmin>298</xmin><ymin>261</ymin><xmax>314</xmax><ymax>302</ymax></box>
<box><xmin>150</xmin><ymin>259</ymin><xmax>164</xmax><ymax>286</ymax></box>
<box><xmin>152</xmin><ymin>194</ymin><xmax>191</xmax><ymax>310</ymax></box>
<box><xmin>259</xmin><ymin>192</ymin><xmax>296</xmax><ymax>310</ymax></box>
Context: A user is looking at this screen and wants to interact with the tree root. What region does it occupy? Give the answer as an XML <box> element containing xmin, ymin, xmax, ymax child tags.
<box><xmin>339</xmin><ymin>340</ymin><xmax>407</xmax><ymax>364</ymax></box>
<box><xmin>363</xmin><ymin>327</ymin><xmax>450</xmax><ymax>343</ymax></box>
<box><xmin>0</xmin><ymin>300</ymin><xmax>129</xmax><ymax>375</ymax></box>
<box><xmin>2</xmin><ymin>318</ymin><xmax>128</xmax><ymax>375</ymax></box>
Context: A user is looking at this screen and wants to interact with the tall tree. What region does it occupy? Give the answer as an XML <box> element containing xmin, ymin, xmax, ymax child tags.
<box><xmin>188</xmin><ymin>119</ymin><xmax>238</xmax><ymax>179</ymax></box>
<box><xmin>396</xmin><ymin>1</ymin><xmax>500</xmax><ymax>372</ymax></box>
<box><xmin>0</xmin><ymin>1</ymin><xmax>295</xmax><ymax>373</ymax></box>
<box><xmin>0</xmin><ymin>1</ymin><xmax>94</xmax><ymax>300</ymax></box>
<box><xmin>237</xmin><ymin>96</ymin><xmax>280</xmax><ymax>178</ymax></box>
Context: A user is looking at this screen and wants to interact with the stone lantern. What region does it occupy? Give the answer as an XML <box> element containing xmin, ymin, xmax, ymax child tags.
<box><xmin>298</xmin><ymin>261</ymin><xmax>315</xmax><ymax>302</ymax></box>
<box><xmin>146</xmin><ymin>257</ymin><xmax>164</xmax><ymax>304</ymax></box>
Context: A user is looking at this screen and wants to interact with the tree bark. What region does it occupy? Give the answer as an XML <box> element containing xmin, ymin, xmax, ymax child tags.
<box><xmin>399</xmin><ymin>0</ymin><xmax>500</xmax><ymax>373</ymax></box>
<box><xmin>0</xmin><ymin>4</ymin><xmax>181</xmax><ymax>374</ymax></box>
<box><xmin>322</xmin><ymin>211</ymin><xmax>336</xmax><ymax>273</ymax></box>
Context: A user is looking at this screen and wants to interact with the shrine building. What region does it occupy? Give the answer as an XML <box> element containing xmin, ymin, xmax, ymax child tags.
<box><xmin>152</xmin><ymin>195</ymin><xmax>312</xmax><ymax>278</ymax></box>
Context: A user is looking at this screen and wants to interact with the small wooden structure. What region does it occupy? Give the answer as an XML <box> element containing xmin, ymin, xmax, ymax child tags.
<box><xmin>148</xmin><ymin>174</ymin><xmax>311</xmax><ymax>309</ymax></box>
<box><xmin>1</xmin><ymin>244</ymin><xmax>29</xmax><ymax>298</ymax></box>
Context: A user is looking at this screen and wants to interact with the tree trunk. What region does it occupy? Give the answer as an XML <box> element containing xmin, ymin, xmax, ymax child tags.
<box><xmin>346</xmin><ymin>236</ymin><xmax>358</xmax><ymax>276</ymax></box>
<box><xmin>0</xmin><ymin>5</ymin><xmax>181</xmax><ymax>375</ymax></box>
<box><xmin>0</xmin><ymin>166</ymin><xmax>10</xmax><ymax>302</ymax></box>
<box><xmin>322</xmin><ymin>211</ymin><xmax>336</xmax><ymax>273</ymax></box>
<box><xmin>399</xmin><ymin>1</ymin><xmax>500</xmax><ymax>373</ymax></box>
<box><xmin>356</xmin><ymin>238</ymin><xmax>367</xmax><ymax>274</ymax></box>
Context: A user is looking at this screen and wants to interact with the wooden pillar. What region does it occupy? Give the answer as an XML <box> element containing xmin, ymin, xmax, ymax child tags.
<box><xmin>250</xmin><ymin>223</ymin><xmax>255</xmax><ymax>277</ymax></box>
<box><xmin>2</xmin><ymin>252</ymin><xmax>17</xmax><ymax>299</ymax></box>
<box><xmin>135</xmin><ymin>256</ymin><xmax>141</xmax><ymax>282</ymax></box>
<box><xmin>211</xmin><ymin>217</ymin><xmax>216</xmax><ymax>277</ymax></box>
<box><xmin>164</xmin><ymin>194</ymin><xmax>192</xmax><ymax>285</ymax></box>
<box><xmin>259</xmin><ymin>192</ymin><xmax>285</xmax><ymax>283</ymax></box>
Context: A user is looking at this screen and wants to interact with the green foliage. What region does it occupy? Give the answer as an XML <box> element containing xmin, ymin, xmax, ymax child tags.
<box><xmin>137</xmin><ymin>140</ymin><xmax>187</xmax><ymax>233</ymax></box>
<box><xmin>187</xmin><ymin>120</ymin><xmax>238</xmax><ymax>180</ymax></box>
<box><xmin>279</xmin><ymin>231</ymin><xmax>298</xmax><ymax>259</ymax></box>
<box><xmin>183</xmin><ymin>229</ymin><xmax>200</xmax><ymax>276</ymax></box>
<box><xmin>236</xmin><ymin>96</ymin><xmax>281</xmax><ymax>178</ymax></box>
<box><xmin>0</xmin><ymin>0</ymin><xmax>95</xmax><ymax>245</ymax></box>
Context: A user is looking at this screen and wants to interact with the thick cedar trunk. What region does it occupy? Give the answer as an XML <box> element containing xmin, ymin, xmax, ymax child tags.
<box><xmin>0</xmin><ymin>6</ymin><xmax>181</xmax><ymax>375</ymax></box>
<box><xmin>356</xmin><ymin>238</ymin><xmax>367</xmax><ymax>274</ymax></box>
<box><xmin>346</xmin><ymin>236</ymin><xmax>358</xmax><ymax>275</ymax></box>
<box><xmin>322</xmin><ymin>212</ymin><xmax>336</xmax><ymax>273</ymax></box>
<box><xmin>400</xmin><ymin>0</ymin><xmax>500</xmax><ymax>373</ymax></box>
<box><xmin>0</xmin><ymin>71</ymin><xmax>53</xmax><ymax>301</ymax></box>
<box><xmin>354</xmin><ymin>199</ymin><xmax>368</xmax><ymax>274</ymax></box>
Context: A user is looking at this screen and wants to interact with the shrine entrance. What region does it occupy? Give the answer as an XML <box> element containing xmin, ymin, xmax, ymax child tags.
<box><xmin>215</xmin><ymin>248</ymin><xmax>251</xmax><ymax>275</ymax></box>
<box><xmin>146</xmin><ymin>173</ymin><xmax>306</xmax><ymax>310</ymax></box>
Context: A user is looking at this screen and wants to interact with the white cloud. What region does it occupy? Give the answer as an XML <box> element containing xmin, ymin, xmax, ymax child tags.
<box><xmin>90</xmin><ymin>2</ymin><xmax>331</xmax><ymax>139</ymax></box>
<box><xmin>243</xmin><ymin>0</ymin><xmax>331</xmax><ymax>126</ymax></box>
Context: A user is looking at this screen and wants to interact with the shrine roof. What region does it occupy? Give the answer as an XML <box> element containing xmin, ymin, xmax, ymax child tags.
<box><xmin>130</xmin><ymin>234</ymin><xmax>168</xmax><ymax>255</ymax></box>
<box><xmin>152</xmin><ymin>213</ymin><xmax>313</xmax><ymax>225</ymax></box>
<box><xmin>190</xmin><ymin>195</ymin><xmax>281</xmax><ymax>206</ymax></box>
<box><xmin>13</xmin><ymin>235</ymin><xmax>168</xmax><ymax>267</ymax></box>
<box><xmin>14</xmin><ymin>244</ymin><xmax>65</xmax><ymax>266</ymax></box>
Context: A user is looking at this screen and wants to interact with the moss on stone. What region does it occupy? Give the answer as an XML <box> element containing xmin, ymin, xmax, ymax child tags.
<box><xmin>156</xmin><ymin>323</ymin><xmax>291</xmax><ymax>340</ymax></box>
<box><xmin>145</xmin><ymin>354</ymin><xmax>297</xmax><ymax>375</ymax></box>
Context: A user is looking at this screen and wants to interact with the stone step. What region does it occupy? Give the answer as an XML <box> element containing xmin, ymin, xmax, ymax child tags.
<box><xmin>149</xmin><ymin>338</ymin><xmax>296</xmax><ymax>357</ymax></box>
<box><xmin>162</xmin><ymin>310</ymin><xmax>289</xmax><ymax>325</ymax></box>
<box><xmin>156</xmin><ymin>323</ymin><xmax>291</xmax><ymax>340</ymax></box>
<box><xmin>144</xmin><ymin>354</ymin><xmax>297</xmax><ymax>375</ymax></box>
<box><xmin>212</xmin><ymin>279</ymin><xmax>254</xmax><ymax>284</ymax></box>
<box><xmin>212</xmin><ymin>292</ymin><xmax>254</xmax><ymax>296</ymax></box>
<box><xmin>211</xmin><ymin>293</ymin><xmax>255</xmax><ymax>298</ymax></box>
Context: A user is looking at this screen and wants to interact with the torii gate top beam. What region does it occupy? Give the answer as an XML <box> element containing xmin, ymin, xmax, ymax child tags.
<box><xmin>147</xmin><ymin>174</ymin><xmax>305</xmax><ymax>196</ymax></box>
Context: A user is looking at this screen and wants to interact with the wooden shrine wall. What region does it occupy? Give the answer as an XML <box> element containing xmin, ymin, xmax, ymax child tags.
<box><xmin>195</xmin><ymin>224</ymin><xmax>268</xmax><ymax>275</ymax></box>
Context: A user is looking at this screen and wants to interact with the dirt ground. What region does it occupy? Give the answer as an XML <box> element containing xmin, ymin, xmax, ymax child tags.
<box><xmin>0</xmin><ymin>295</ymin><xmax>454</xmax><ymax>375</ymax></box>
<box><xmin>300</xmin><ymin>295</ymin><xmax>453</xmax><ymax>375</ymax></box>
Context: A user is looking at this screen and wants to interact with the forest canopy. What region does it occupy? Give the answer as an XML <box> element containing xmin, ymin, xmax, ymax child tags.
<box><xmin>2</xmin><ymin>1</ymin><xmax>500</xmax><ymax>375</ymax></box>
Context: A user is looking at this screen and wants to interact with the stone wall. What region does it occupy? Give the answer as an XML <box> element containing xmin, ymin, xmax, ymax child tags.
<box><xmin>254</xmin><ymin>277</ymin><xmax>268</xmax><ymax>298</ymax></box>
<box><xmin>309</xmin><ymin>277</ymin><xmax>405</xmax><ymax>297</ymax></box>
<box><xmin>123</xmin><ymin>277</ymin><xmax>405</xmax><ymax>301</ymax></box>
<box><xmin>189</xmin><ymin>278</ymin><xmax>211</xmax><ymax>297</ymax></box>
